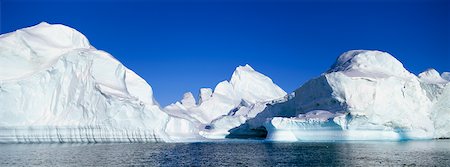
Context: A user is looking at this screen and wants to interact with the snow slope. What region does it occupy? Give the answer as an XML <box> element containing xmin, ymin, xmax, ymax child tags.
<box><xmin>0</xmin><ymin>22</ymin><xmax>170</xmax><ymax>143</ymax></box>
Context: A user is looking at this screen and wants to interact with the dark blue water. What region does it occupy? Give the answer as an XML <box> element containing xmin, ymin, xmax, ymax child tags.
<box><xmin>1</xmin><ymin>140</ymin><xmax>450</xmax><ymax>166</ymax></box>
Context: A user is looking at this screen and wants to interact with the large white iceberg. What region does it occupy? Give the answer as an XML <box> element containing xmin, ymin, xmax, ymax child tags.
<box><xmin>0</xmin><ymin>22</ymin><xmax>170</xmax><ymax>143</ymax></box>
<box><xmin>242</xmin><ymin>50</ymin><xmax>449</xmax><ymax>141</ymax></box>
<box><xmin>1</xmin><ymin>23</ymin><xmax>448</xmax><ymax>143</ymax></box>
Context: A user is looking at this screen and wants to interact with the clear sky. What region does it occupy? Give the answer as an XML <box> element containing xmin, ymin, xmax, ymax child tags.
<box><xmin>1</xmin><ymin>0</ymin><xmax>449</xmax><ymax>106</ymax></box>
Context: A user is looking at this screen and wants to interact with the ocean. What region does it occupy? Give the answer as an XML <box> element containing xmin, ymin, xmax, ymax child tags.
<box><xmin>1</xmin><ymin>140</ymin><xmax>449</xmax><ymax>166</ymax></box>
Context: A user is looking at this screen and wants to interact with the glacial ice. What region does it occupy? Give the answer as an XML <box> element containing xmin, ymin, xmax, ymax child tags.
<box><xmin>1</xmin><ymin>23</ymin><xmax>448</xmax><ymax>143</ymax></box>
<box><xmin>0</xmin><ymin>22</ymin><xmax>170</xmax><ymax>143</ymax></box>
<box><xmin>163</xmin><ymin>64</ymin><xmax>287</xmax><ymax>140</ymax></box>
<box><xmin>257</xmin><ymin>50</ymin><xmax>450</xmax><ymax>141</ymax></box>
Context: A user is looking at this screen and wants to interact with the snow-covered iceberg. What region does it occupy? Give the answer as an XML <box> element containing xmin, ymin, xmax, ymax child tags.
<box><xmin>0</xmin><ymin>22</ymin><xmax>170</xmax><ymax>143</ymax></box>
<box><xmin>163</xmin><ymin>64</ymin><xmax>287</xmax><ymax>140</ymax></box>
<box><xmin>235</xmin><ymin>50</ymin><xmax>450</xmax><ymax>141</ymax></box>
<box><xmin>0</xmin><ymin>22</ymin><xmax>287</xmax><ymax>143</ymax></box>
<box><xmin>1</xmin><ymin>23</ymin><xmax>448</xmax><ymax>143</ymax></box>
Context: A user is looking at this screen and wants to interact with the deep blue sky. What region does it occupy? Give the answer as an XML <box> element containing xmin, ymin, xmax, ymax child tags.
<box><xmin>1</xmin><ymin>0</ymin><xmax>449</xmax><ymax>106</ymax></box>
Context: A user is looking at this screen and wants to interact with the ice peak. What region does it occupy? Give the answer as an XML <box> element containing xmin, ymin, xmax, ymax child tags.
<box><xmin>34</xmin><ymin>22</ymin><xmax>53</xmax><ymax>28</ymax></box>
<box><xmin>327</xmin><ymin>50</ymin><xmax>411</xmax><ymax>78</ymax></box>
<box><xmin>181</xmin><ymin>92</ymin><xmax>196</xmax><ymax>108</ymax></box>
<box><xmin>230</xmin><ymin>64</ymin><xmax>286</xmax><ymax>104</ymax></box>
<box><xmin>34</xmin><ymin>21</ymin><xmax>51</xmax><ymax>27</ymax></box>
<box><xmin>15</xmin><ymin>22</ymin><xmax>90</xmax><ymax>50</ymax></box>
<box><xmin>230</xmin><ymin>64</ymin><xmax>259</xmax><ymax>81</ymax></box>
<box><xmin>235</xmin><ymin>64</ymin><xmax>255</xmax><ymax>72</ymax></box>
<box><xmin>419</xmin><ymin>69</ymin><xmax>448</xmax><ymax>84</ymax></box>
<box><xmin>419</xmin><ymin>68</ymin><xmax>441</xmax><ymax>78</ymax></box>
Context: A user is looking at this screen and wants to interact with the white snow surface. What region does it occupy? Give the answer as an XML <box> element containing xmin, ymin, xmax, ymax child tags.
<box><xmin>0</xmin><ymin>22</ymin><xmax>170</xmax><ymax>143</ymax></box>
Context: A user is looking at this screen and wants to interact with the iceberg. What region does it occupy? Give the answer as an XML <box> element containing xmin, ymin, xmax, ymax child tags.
<box><xmin>235</xmin><ymin>50</ymin><xmax>449</xmax><ymax>141</ymax></box>
<box><xmin>0</xmin><ymin>22</ymin><xmax>170</xmax><ymax>143</ymax></box>
<box><xmin>1</xmin><ymin>23</ymin><xmax>448</xmax><ymax>143</ymax></box>
<box><xmin>163</xmin><ymin>64</ymin><xmax>287</xmax><ymax>140</ymax></box>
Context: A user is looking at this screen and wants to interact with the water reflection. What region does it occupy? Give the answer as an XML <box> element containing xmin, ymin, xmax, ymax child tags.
<box><xmin>0</xmin><ymin>140</ymin><xmax>449</xmax><ymax>166</ymax></box>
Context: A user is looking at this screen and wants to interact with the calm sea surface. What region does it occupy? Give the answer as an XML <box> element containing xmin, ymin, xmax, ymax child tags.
<box><xmin>1</xmin><ymin>140</ymin><xmax>449</xmax><ymax>166</ymax></box>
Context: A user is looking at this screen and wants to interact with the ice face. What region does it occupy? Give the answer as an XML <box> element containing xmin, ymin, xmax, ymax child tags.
<box><xmin>198</xmin><ymin>88</ymin><xmax>213</xmax><ymax>105</ymax></box>
<box><xmin>0</xmin><ymin>22</ymin><xmax>170</xmax><ymax>143</ymax></box>
<box><xmin>431</xmin><ymin>84</ymin><xmax>450</xmax><ymax>138</ymax></box>
<box><xmin>419</xmin><ymin>69</ymin><xmax>450</xmax><ymax>138</ymax></box>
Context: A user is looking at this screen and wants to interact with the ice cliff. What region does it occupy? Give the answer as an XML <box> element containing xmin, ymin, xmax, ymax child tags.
<box><xmin>0</xmin><ymin>22</ymin><xmax>170</xmax><ymax>143</ymax></box>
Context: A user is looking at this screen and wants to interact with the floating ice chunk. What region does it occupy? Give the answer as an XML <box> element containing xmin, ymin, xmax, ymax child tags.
<box><xmin>0</xmin><ymin>22</ymin><xmax>169</xmax><ymax>143</ymax></box>
<box><xmin>234</xmin><ymin>50</ymin><xmax>446</xmax><ymax>141</ymax></box>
